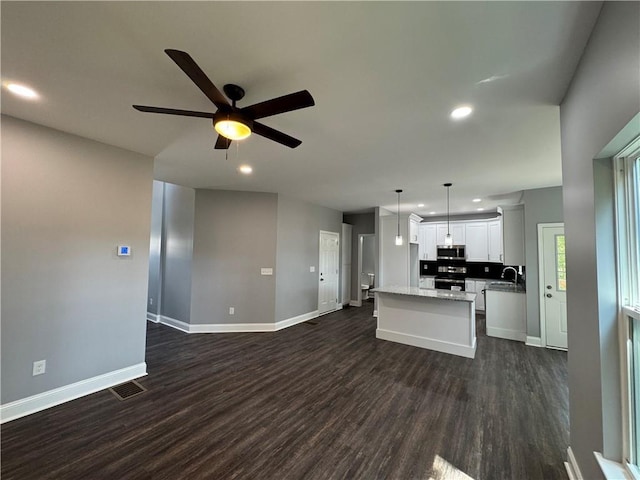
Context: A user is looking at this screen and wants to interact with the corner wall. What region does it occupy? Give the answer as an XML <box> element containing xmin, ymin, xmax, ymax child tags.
<box><xmin>343</xmin><ymin>213</ymin><xmax>375</xmax><ymax>301</ymax></box>
<box><xmin>559</xmin><ymin>2</ymin><xmax>640</xmax><ymax>477</ymax></box>
<box><xmin>161</xmin><ymin>183</ymin><xmax>195</xmax><ymax>323</ymax></box>
<box><xmin>190</xmin><ymin>189</ymin><xmax>278</xmax><ymax>326</ymax></box>
<box><xmin>275</xmin><ymin>195</ymin><xmax>342</xmax><ymax>322</ymax></box>
<box><xmin>522</xmin><ymin>186</ymin><xmax>563</xmax><ymax>338</ymax></box>
<box><xmin>1</xmin><ymin>115</ymin><xmax>153</xmax><ymax>406</ymax></box>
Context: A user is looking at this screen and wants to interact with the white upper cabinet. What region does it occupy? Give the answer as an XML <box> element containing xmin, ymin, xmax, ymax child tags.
<box><xmin>465</xmin><ymin>222</ymin><xmax>488</xmax><ymax>261</ymax></box>
<box><xmin>418</xmin><ymin>223</ymin><xmax>437</xmax><ymax>260</ymax></box>
<box><xmin>418</xmin><ymin>208</ymin><xmax>524</xmax><ymax>265</ymax></box>
<box><xmin>487</xmin><ymin>219</ymin><xmax>503</xmax><ymax>262</ymax></box>
<box><xmin>436</xmin><ymin>223</ymin><xmax>465</xmax><ymax>245</ymax></box>
<box><xmin>408</xmin><ymin>214</ymin><xmax>422</xmax><ymax>244</ymax></box>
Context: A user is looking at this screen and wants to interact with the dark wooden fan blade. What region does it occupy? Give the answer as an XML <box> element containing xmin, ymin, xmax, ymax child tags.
<box><xmin>241</xmin><ymin>90</ymin><xmax>315</xmax><ymax>120</ymax></box>
<box><xmin>164</xmin><ymin>49</ymin><xmax>230</xmax><ymax>110</ymax></box>
<box><xmin>252</xmin><ymin>122</ymin><xmax>302</xmax><ymax>148</ymax></box>
<box><xmin>215</xmin><ymin>135</ymin><xmax>232</xmax><ymax>150</ymax></box>
<box><xmin>133</xmin><ymin>105</ymin><xmax>215</xmax><ymax>118</ymax></box>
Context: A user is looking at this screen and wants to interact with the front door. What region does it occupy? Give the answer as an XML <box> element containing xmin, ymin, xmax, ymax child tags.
<box><xmin>319</xmin><ymin>231</ymin><xmax>339</xmax><ymax>315</ymax></box>
<box><xmin>540</xmin><ymin>224</ymin><xmax>568</xmax><ymax>349</ymax></box>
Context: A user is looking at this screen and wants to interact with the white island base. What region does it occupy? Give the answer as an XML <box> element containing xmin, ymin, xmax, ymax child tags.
<box><xmin>373</xmin><ymin>286</ymin><xmax>477</xmax><ymax>359</ymax></box>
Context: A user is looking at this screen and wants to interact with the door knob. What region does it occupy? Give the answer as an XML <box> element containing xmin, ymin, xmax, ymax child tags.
<box><xmin>320</xmin><ymin>278</ymin><xmax>324</xmax><ymax>282</ymax></box>
<box><xmin>546</xmin><ymin>293</ymin><xmax>552</xmax><ymax>298</ymax></box>
<box><xmin>546</xmin><ymin>285</ymin><xmax>552</xmax><ymax>290</ymax></box>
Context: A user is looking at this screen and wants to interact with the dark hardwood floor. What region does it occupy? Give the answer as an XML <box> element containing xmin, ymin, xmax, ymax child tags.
<box><xmin>1</xmin><ymin>302</ymin><xmax>568</xmax><ymax>480</ymax></box>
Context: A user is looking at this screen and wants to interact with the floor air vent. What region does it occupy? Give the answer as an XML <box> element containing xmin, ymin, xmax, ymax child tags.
<box><xmin>109</xmin><ymin>380</ymin><xmax>147</xmax><ymax>401</ymax></box>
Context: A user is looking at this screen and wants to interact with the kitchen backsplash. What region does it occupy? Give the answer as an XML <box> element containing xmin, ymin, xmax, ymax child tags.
<box><xmin>420</xmin><ymin>260</ymin><xmax>525</xmax><ymax>282</ymax></box>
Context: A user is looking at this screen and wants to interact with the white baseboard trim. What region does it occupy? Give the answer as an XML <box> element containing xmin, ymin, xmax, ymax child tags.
<box><xmin>486</xmin><ymin>326</ymin><xmax>527</xmax><ymax>342</ymax></box>
<box><xmin>565</xmin><ymin>446</ymin><xmax>584</xmax><ymax>480</ymax></box>
<box><xmin>526</xmin><ymin>336</ymin><xmax>543</xmax><ymax>347</ymax></box>
<box><xmin>147</xmin><ymin>312</ymin><xmax>159</xmax><ymax>323</ymax></box>
<box><xmin>376</xmin><ymin>328</ymin><xmax>476</xmax><ymax>359</ymax></box>
<box><xmin>349</xmin><ymin>300</ymin><xmax>362</xmax><ymax>307</ymax></box>
<box><xmin>1</xmin><ymin>362</ymin><xmax>147</xmax><ymax>424</ymax></box>
<box><xmin>274</xmin><ymin>310</ymin><xmax>320</xmax><ymax>331</ymax></box>
<box><xmin>160</xmin><ymin>310</ymin><xmax>321</xmax><ymax>334</ymax></box>
<box><xmin>159</xmin><ymin>315</ymin><xmax>191</xmax><ymax>333</ymax></box>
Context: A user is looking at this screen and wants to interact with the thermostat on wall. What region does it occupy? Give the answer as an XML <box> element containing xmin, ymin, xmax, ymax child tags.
<box><xmin>117</xmin><ymin>245</ymin><xmax>131</xmax><ymax>256</ymax></box>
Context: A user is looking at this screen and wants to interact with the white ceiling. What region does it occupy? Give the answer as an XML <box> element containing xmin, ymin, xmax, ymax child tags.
<box><xmin>1</xmin><ymin>1</ymin><xmax>602</xmax><ymax>215</ymax></box>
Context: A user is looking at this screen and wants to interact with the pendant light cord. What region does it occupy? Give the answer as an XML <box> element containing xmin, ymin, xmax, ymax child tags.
<box><xmin>397</xmin><ymin>190</ymin><xmax>401</xmax><ymax>237</ymax></box>
<box><xmin>447</xmin><ymin>185</ymin><xmax>450</xmax><ymax>235</ymax></box>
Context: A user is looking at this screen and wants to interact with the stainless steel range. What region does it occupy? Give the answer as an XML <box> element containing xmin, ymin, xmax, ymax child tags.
<box><xmin>435</xmin><ymin>245</ymin><xmax>467</xmax><ymax>291</ymax></box>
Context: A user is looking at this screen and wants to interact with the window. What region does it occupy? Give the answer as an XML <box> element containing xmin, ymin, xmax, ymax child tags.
<box><xmin>616</xmin><ymin>137</ymin><xmax>640</xmax><ymax>477</ymax></box>
<box><xmin>555</xmin><ymin>234</ymin><xmax>567</xmax><ymax>292</ymax></box>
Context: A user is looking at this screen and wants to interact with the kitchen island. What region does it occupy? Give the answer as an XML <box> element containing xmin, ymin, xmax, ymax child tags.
<box><xmin>372</xmin><ymin>286</ymin><xmax>477</xmax><ymax>358</ymax></box>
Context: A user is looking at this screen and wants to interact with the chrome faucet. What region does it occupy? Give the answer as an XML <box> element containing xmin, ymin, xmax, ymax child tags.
<box><xmin>501</xmin><ymin>266</ymin><xmax>519</xmax><ymax>283</ymax></box>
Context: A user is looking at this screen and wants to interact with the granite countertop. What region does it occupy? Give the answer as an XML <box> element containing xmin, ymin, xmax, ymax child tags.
<box><xmin>371</xmin><ymin>285</ymin><xmax>476</xmax><ymax>303</ymax></box>
<box><xmin>485</xmin><ymin>281</ymin><xmax>526</xmax><ymax>293</ymax></box>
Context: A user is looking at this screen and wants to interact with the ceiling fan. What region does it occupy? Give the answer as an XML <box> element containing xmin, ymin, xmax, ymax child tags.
<box><xmin>133</xmin><ymin>49</ymin><xmax>315</xmax><ymax>149</ymax></box>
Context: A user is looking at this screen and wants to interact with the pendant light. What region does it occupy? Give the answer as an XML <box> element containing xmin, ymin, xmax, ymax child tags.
<box><xmin>444</xmin><ymin>183</ymin><xmax>453</xmax><ymax>246</ymax></box>
<box><xmin>395</xmin><ymin>189</ymin><xmax>403</xmax><ymax>246</ymax></box>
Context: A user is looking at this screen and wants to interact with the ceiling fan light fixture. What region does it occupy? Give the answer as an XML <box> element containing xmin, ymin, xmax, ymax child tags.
<box><xmin>214</xmin><ymin>117</ymin><xmax>252</xmax><ymax>140</ymax></box>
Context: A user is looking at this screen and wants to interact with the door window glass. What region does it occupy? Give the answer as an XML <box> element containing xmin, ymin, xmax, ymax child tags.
<box><xmin>555</xmin><ymin>234</ymin><xmax>567</xmax><ymax>291</ymax></box>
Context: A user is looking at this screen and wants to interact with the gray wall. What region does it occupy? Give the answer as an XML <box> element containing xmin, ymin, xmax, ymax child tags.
<box><xmin>275</xmin><ymin>195</ymin><xmax>342</xmax><ymax>322</ymax></box>
<box><xmin>343</xmin><ymin>213</ymin><xmax>375</xmax><ymax>300</ymax></box>
<box><xmin>522</xmin><ymin>186</ymin><xmax>564</xmax><ymax>337</ymax></box>
<box><xmin>1</xmin><ymin>115</ymin><xmax>153</xmax><ymax>404</ymax></box>
<box><xmin>161</xmin><ymin>183</ymin><xmax>195</xmax><ymax>323</ymax></box>
<box><xmin>190</xmin><ymin>189</ymin><xmax>278</xmax><ymax>325</ymax></box>
<box><xmin>362</xmin><ymin>236</ymin><xmax>375</xmax><ymax>277</ymax></box>
<box><xmin>147</xmin><ymin>180</ymin><xmax>165</xmax><ymax>316</ymax></box>
<box><xmin>559</xmin><ymin>2</ymin><xmax>640</xmax><ymax>478</ymax></box>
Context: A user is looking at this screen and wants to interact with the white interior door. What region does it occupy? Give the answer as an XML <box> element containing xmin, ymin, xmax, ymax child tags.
<box><xmin>540</xmin><ymin>224</ymin><xmax>568</xmax><ymax>349</ymax></box>
<box><xmin>319</xmin><ymin>231</ymin><xmax>339</xmax><ymax>314</ymax></box>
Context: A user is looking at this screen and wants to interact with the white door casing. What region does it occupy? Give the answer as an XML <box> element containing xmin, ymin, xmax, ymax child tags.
<box><xmin>539</xmin><ymin>223</ymin><xmax>568</xmax><ymax>349</ymax></box>
<box><xmin>319</xmin><ymin>230</ymin><xmax>340</xmax><ymax>315</ymax></box>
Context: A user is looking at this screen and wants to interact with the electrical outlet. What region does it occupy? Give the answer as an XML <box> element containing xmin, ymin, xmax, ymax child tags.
<box><xmin>229</xmin><ymin>307</ymin><xmax>235</xmax><ymax>315</ymax></box>
<box><xmin>149</xmin><ymin>298</ymin><xmax>153</xmax><ymax>305</ymax></box>
<box><xmin>33</xmin><ymin>359</ymin><xmax>46</xmax><ymax>376</ymax></box>
<box><xmin>484</xmin><ymin>267</ymin><xmax>489</xmax><ymax>272</ymax></box>
<box><xmin>310</xmin><ymin>266</ymin><xmax>316</xmax><ymax>273</ymax></box>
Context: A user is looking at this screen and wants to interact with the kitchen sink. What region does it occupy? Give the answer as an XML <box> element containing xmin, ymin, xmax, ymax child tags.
<box><xmin>486</xmin><ymin>281</ymin><xmax>525</xmax><ymax>292</ymax></box>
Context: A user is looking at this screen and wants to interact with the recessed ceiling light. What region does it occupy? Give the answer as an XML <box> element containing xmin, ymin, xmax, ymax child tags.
<box><xmin>429</xmin><ymin>211</ymin><xmax>436</xmax><ymax>215</ymax></box>
<box><xmin>477</xmin><ymin>207</ymin><xmax>485</xmax><ymax>211</ymax></box>
<box><xmin>472</xmin><ymin>198</ymin><xmax>482</xmax><ymax>203</ymax></box>
<box><xmin>6</xmin><ymin>83</ymin><xmax>38</xmax><ymax>99</ymax></box>
<box><xmin>238</xmin><ymin>165</ymin><xmax>253</xmax><ymax>174</ymax></box>
<box><xmin>418</xmin><ymin>203</ymin><xmax>425</xmax><ymax>207</ymax></box>
<box><xmin>450</xmin><ymin>105</ymin><xmax>473</xmax><ymax>120</ymax></box>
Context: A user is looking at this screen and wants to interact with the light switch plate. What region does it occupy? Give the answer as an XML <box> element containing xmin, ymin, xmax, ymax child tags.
<box><xmin>261</xmin><ymin>268</ymin><xmax>273</xmax><ymax>275</ymax></box>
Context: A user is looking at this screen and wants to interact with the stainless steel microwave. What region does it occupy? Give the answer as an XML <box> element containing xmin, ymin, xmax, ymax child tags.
<box><xmin>436</xmin><ymin>245</ymin><xmax>466</xmax><ymax>261</ymax></box>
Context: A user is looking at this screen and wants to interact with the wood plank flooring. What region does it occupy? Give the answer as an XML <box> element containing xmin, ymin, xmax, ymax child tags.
<box><xmin>1</xmin><ymin>302</ymin><xmax>568</xmax><ymax>479</ymax></box>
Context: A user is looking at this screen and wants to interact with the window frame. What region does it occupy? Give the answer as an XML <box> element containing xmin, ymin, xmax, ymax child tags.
<box><xmin>615</xmin><ymin>136</ymin><xmax>640</xmax><ymax>478</ymax></box>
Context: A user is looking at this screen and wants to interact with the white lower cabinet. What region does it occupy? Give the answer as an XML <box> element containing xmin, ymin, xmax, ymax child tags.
<box><xmin>464</xmin><ymin>279</ymin><xmax>486</xmax><ymax>312</ymax></box>
<box><xmin>485</xmin><ymin>290</ymin><xmax>526</xmax><ymax>341</ymax></box>
<box><xmin>419</xmin><ymin>276</ymin><xmax>435</xmax><ymax>289</ymax></box>
<box><xmin>475</xmin><ymin>281</ymin><xmax>486</xmax><ymax>311</ymax></box>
